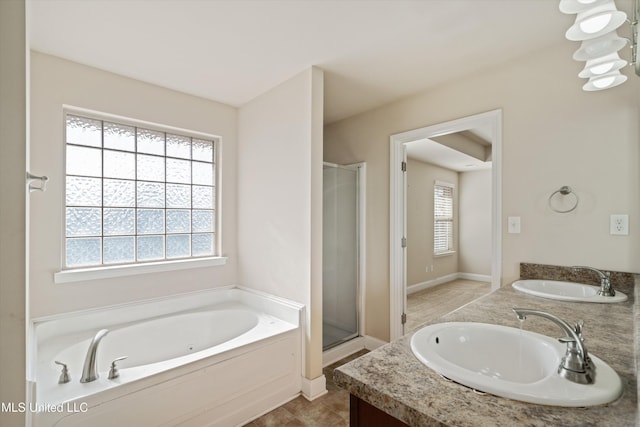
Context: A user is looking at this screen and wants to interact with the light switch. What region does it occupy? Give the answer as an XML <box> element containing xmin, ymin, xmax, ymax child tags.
<box><xmin>508</xmin><ymin>216</ymin><xmax>521</xmax><ymax>234</ymax></box>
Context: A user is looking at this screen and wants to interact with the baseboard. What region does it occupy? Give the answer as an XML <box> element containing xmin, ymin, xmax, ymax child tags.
<box><xmin>322</xmin><ymin>335</ymin><xmax>388</xmax><ymax>368</ymax></box>
<box><xmin>301</xmin><ymin>374</ymin><xmax>327</xmax><ymax>401</ymax></box>
<box><xmin>364</xmin><ymin>335</ymin><xmax>387</xmax><ymax>350</ymax></box>
<box><xmin>407</xmin><ymin>272</ymin><xmax>491</xmax><ymax>294</ymax></box>
<box><xmin>458</xmin><ymin>272</ymin><xmax>491</xmax><ymax>282</ymax></box>
<box><xmin>323</xmin><ymin>337</ymin><xmax>366</xmax><ymax>367</ymax></box>
<box><xmin>407</xmin><ymin>273</ymin><xmax>458</xmax><ymax>294</ymax></box>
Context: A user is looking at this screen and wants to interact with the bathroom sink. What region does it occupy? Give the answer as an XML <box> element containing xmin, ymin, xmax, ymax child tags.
<box><xmin>512</xmin><ymin>279</ymin><xmax>627</xmax><ymax>303</ymax></box>
<box><xmin>410</xmin><ymin>322</ymin><xmax>622</xmax><ymax>407</ymax></box>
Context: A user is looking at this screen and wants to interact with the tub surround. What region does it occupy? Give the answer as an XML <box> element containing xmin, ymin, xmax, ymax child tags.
<box><xmin>31</xmin><ymin>286</ymin><xmax>304</xmax><ymax>427</ymax></box>
<box><xmin>334</xmin><ymin>271</ymin><xmax>638</xmax><ymax>426</ymax></box>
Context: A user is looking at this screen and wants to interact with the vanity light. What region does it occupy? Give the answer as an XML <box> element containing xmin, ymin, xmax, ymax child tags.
<box><xmin>560</xmin><ymin>0</ymin><xmax>640</xmax><ymax>91</ymax></box>
<box><xmin>582</xmin><ymin>69</ymin><xmax>628</xmax><ymax>90</ymax></box>
<box><xmin>572</xmin><ymin>31</ymin><xmax>627</xmax><ymax>60</ymax></box>
<box><xmin>565</xmin><ymin>4</ymin><xmax>627</xmax><ymax>40</ymax></box>
<box><xmin>578</xmin><ymin>52</ymin><xmax>627</xmax><ymax>77</ymax></box>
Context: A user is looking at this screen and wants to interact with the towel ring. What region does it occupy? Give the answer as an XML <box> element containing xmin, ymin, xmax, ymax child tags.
<box><xmin>548</xmin><ymin>186</ymin><xmax>579</xmax><ymax>213</ymax></box>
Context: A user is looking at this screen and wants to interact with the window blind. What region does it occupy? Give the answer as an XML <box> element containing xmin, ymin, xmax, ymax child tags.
<box><xmin>434</xmin><ymin>182</ymin><xmax>454</xmax><ymax>254</ymax></box>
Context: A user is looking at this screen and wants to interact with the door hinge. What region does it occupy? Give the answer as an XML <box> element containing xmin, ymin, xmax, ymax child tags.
<box><xmin>401</xmin><ymin>237</ymin><xmax>407</xmax><ymax>248</ymax></box>
<box><xmin>401</xmin><ymin>313</ymin><xmax>407</xmax><ymax>324</ymax></box>
<box><xmin>401</xmin><ymin>161</ymin><xmax>407</xmax><ymax>172</ymax></box>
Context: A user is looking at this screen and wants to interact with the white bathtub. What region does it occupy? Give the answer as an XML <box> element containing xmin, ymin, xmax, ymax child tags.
<box><xmin>30</xmin><ymin>287</ymin><xmax>304</xmax><ymax>427</ymax></box>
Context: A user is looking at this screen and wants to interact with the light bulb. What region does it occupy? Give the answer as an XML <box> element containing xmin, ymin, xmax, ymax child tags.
<box><xmin>590</xmin><ymin>62</ymin><xmax>615</xmax><ymax>74</ymax></box>
<box><xmin>582</xmin><ymin>71</ymin><xmax>627</xmax><ymax>91</ymax></box>
<box><xmin>593</xmin><ymin>75</ymin><xmax>616</xmax><ymax>88</ymax></box>
<box><xmin>579</xmin><ymin>12</ymin><xmax>613</xmax><ymax>34</ymax></box>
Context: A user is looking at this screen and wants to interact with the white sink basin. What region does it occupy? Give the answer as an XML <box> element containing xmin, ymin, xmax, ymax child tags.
<box><xmin>512</xmin><ymin>279</ymin><xmax>627</xmax><ymax>303</ymax></box>
<box><xmin>410</xmin><ymin>322</ymin><xmax>622</xmax><ymax>407</ymax></box>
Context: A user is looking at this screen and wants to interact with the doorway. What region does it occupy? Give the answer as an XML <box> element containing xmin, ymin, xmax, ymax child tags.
<box><xmin>389</xmin><ymin>110</ymin><xmax>502</xmax><ymax>340</ymax></box>
<box><xmin>323</xmin><ymin>162</ymin><xmax>365</xmax><ymax>350</ymax></box>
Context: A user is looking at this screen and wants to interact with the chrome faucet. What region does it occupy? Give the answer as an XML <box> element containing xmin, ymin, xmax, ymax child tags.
<box><xmin>512</xmin><ymin>308</ymin><xmax>594</xmax><ymax>384</ymax></box>
<box><xmin>573</xmin><ymin>266</ymin><xmax>614</xmax><ymax>296</ymax></box>
<box><xmin>80</xmin><ymin>329</ymin><xmax>109</xmax><ymax>383</ymax></box>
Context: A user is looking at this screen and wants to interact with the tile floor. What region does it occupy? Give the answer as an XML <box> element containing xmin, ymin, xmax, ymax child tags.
<box><xmin>405</xmin><ymin>279</ymin><xmax>492</xmax><ymax>333</ymax></box>
<box><xmin>245</xmin><ymin>280</ymin><xmax>491</xmax><ymax>426</ymax></box>
<box><xmin>244</xmin><ymin>350</ymin><xmax>368</xmax><ymax>427</ymax></box>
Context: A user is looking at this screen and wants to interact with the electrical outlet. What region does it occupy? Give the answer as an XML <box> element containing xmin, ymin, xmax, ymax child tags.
<box><xmin>610</xmin><ymin>214</ymin><xmax>629</xmax><ymax>235</ymax></box>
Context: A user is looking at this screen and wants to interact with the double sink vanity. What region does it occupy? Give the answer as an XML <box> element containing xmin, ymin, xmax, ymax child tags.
<box><xmin>334</xmin><ymin>263</ymin><xmax>638</xmax><ymax>426</ymax></box>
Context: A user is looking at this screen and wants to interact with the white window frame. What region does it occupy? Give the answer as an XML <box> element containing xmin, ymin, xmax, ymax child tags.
<box><xmin>55</xmin><ymin>106</ymin><xmax>226</xmax><ymax>284</ymax></box>
<box><xmin>433</xmin><ymin>180</ymin><xmax>455</xmax><ymax>256</ymax></box>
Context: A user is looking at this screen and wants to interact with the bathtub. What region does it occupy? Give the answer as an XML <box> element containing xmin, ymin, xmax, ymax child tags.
<box><xmin>30</xmin><ymin>286</ymin><xmax>304</xmax><ymax>427</ymax></box>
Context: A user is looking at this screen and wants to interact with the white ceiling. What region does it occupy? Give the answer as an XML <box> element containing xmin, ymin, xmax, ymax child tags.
<box><xmin>407</xmin><ymin>137</ymin><xmax>492</xmax><ymax>172</ymax></box>
<box><xmin>29</xmin><ymin>0</ymin><xmax>581</xmax><ymax>124</ymax></box>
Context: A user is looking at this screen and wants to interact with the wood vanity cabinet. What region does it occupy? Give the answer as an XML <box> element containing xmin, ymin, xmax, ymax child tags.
<box><xmin>350</xmin><ymin>395</ymin><xmax>410</xmax><ymax>427</ymax></box>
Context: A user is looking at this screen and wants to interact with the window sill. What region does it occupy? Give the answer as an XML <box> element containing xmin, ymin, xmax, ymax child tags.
<box><xmin>54</xmin><ymin>257</ymin><xmax>228</xmax><ymax>284</ymax></box>
<box><xmin>434</xmin><ymin>251</ymin><xmax>456</xmax><ymax>258</ymax></box>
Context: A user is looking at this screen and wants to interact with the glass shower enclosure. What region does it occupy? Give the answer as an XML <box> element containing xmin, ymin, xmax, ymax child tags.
<box><xmin>323</xmin><ymin>163</ymin><xmax>361</xmax><ymax>350</ymax></box>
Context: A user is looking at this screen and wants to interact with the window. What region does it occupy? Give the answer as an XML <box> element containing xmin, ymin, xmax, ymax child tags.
<box><xmin>64</xmin><ymin>111</ymin><xmax>218</xmax><ymax>269</ymax></box>
<box><xmin>434</xmin><ymin>181</ymin><xmax>454</xmax><ymax>255</ymax></box>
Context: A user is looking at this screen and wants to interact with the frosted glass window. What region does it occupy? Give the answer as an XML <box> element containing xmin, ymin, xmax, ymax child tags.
<box><xmin>137</xmin><ymin>209</ymin><xmax>165</xmax><ymax>234</ymax></box>
<box><xmin>192</xmin><ymin>186</ymin><xmax>214</xmax><ymax>209</ymax></box>
<box><xmin>167</xmin><ymin>234</ymin><xmax>190</xmax><ymax>258</ymax></box>
<box><xmin>137</xmin><ymin>181</ymin><xmax>165</xmax><ymax>208</ymax></box>
<box><xmin>192</xmin><ymin>162</ymin><xmax>213</xmax><ymax>185</ymax></box>
<box><xmin>166</xmin><ymin>158</ymin><xmax>191</xmax><ymax>184</ymax></box>
<box><xmin>167</xmin><ymin>184</ymin><xmax>191</xmax><ymax>208</ymax></box>
<box><xmin>66</xmin><ymin>115</ymin><xmax>102</xmax><ymax>147</ymax></box>
<box><xmin>66</xmin><ymin>208</ymin><xmax>101</xmax><ymax>237</ymax></box>
<box><xmin>137</xmin><ymin>235</ymin><xmax>165</xmax><ymax>260</ymax></box>
<box><xmin>66</xmin><ymin>238</ymin><xmax>102</xmax><ymax>267</ymax></box>
<box><xmin>66</xmin><ymin>145</ymin><xmax>102</xmax><ymax>177</ymax></box>
<box><xmin>66</xmin><ymin>177</ymin><xmax>102</xmax><ymax>207</ymax></box>
<box><xmin>104</xmin><ymin>208</ymin><xmax>135</xmax><ymax>235</ymax></box>
<box><xmin>104</xmin><ymin>122</ymin><xmax>135</xmax><ymax>151</ymax></box>
<box><xmin>166</xmin><ymin>210</ymin><xmax>191</xmax><ymax>233</ymax></box>
<box><xmin>104</xmin><ymin>150</ymin><xmax>135</xmax><ymax>179</ymax></box>
<box><xmin>104</xmin><ymin>237</ymin><xmax>135</xmax><ymax>264</ymax></box>
<box><xmin>137</xmin><ymin>129</ymin><xmax>165</xmax><ymax>155</ymax></box>
<box><xmin>192</xmin><ymin>210</ymin><xmax>213</xmax><ymax>233</ymax></box>
<box><xmin>192</xmin><ymin>233</ymin><xmax>213</xmax><ymax>256</ymax></box>
<box><xmin>192</xmin><ymin>139</ymin><xmax>213</xmax><ymax>162</ymax></box>
<box><xmin>167</xmin><ymin>134</ymin><xmax>191</xmax><ymax>159</ymax></box>
<box><xmin>104</xmin><ymin>179</ymin><xmax>135</xmax><ymax>207</ymax></box>
<box><xmin>64</xmin><ymin>110</ymin><xmax>218</xmax><ymax>268</ymax></box>
<box><xmin>138</xmin><ymin>154</ymin><xmax>165</xmax><ymax>182</ymax></box>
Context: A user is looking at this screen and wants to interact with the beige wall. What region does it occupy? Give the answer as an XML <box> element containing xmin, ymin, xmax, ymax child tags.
<box><xmin>238</xmin><ymin>68</ymin><xmax>324</xmax><ymax>380</ymax></box>
<box><xmin>459</xmin><ymin>169</ymin><xmax>492</xmax><ymax>276</ymax></box>
<box><xmin>0</xmin><ymin>0</ymin><xmax>27</xmax><ymax>425</ymax></box>
<box><xmin>406</xmin><ymin>159</ymin><xmax>458</xmax><ymax>286</ymax></box>
<box><xmin>324</xmin><ymin>43</ymin><xmax>640</xmax><ymax>342</ymax></box>
<box><xmin>29</xmin><ymin>52</ymin><xmax>238</xmax><ymax>317</ymax></box>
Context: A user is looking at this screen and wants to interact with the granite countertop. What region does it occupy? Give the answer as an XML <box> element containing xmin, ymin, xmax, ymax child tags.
<box><xmin>334</xmin><ymin>275</ymin><xmax>639</xmax><ymax>427</ymax></box>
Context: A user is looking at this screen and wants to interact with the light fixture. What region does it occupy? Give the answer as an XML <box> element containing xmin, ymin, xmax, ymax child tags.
<box><xmin>560</xmin><ymin>0</ymin><xmax>640</xmax><ymax>91</ymax></box>
<box><xmin>582</xmin><ymin>70</ymin><xmax>628</xmax><ymax>90</ymax></box>
<box><xmin>578</xmin><ymin>52</ymin><xmax>627</xmax><ymax>77</ymax></box>
<box><xmin>572</xmin><ymin>31</ymin><xmax>628</xmax><ymax>60</ymax></box>
<box><xmin>565</xmin><ymin>2</ymin><xmax>627</xmax><ymax>40</ymax></box>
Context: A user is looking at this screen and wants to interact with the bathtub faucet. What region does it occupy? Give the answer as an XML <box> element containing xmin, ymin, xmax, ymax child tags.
<box><xmin>80</xmin><ymin>329</ymin><xmax>109</xmax><ymax>383</ymax></box>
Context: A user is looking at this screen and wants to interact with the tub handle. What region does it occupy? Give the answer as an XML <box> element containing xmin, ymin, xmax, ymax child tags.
<box><xmin>108</xmin><ymin>356</ymin><xmax>128</xmax><ymax>380</ymax></box>
<box><xmin>54</xmin><ymin>361</ymin><xmax>71</xmax><ymax>384</ymax></box>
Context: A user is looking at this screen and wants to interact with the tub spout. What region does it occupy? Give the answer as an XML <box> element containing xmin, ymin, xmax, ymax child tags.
<box><xmin>80</xmin><ymin>329</ymin><xmax>109</xmax><ymax>383</ymax></box>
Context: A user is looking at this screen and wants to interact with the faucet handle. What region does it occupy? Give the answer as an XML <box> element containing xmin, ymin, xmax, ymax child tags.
<box><xmin>54</xmin><ymin>361</ymin><xmax>71</xmax><ymax>384</ymax></box>
<box><xmin>108</xmin><ymin>356</ymin><xmax>128</xmax><ymax>380</ymax></box>
<box><xmin>574</xmin><ymin>320</ymin><xmax>584</xmax><ymax>336</ymax></box>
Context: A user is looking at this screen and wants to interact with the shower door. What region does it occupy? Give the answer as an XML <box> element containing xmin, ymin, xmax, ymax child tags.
<box><xmin>323</xmin><ymin>163</ymin><xmax>360</xmax><ymax>350</ymax></box>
